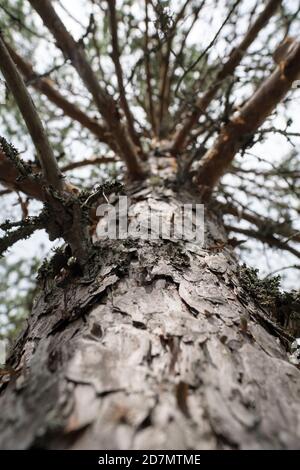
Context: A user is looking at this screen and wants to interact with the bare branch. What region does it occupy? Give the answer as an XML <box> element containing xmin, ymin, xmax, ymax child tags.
<box><xmin>0</xmin><ymin>146</ymin><xmax>45</xmax><ymax>201</ymax></box>
<box><xmin>221</xmin><ymin>200</ymin><xmax>300</xmax><ymax>243</ymax></box>
<box><xmin>264</xmin><ymin>264</ymin><xmax>300</xmax><ymax>278</ymax></box>
<box><xmin>172</xmin><ymin>0</ymin><xmax>282</xmax><ymax>154</ymax></box>
<box><xmin>167</xmin><ymin>1</ymin><xmax>206</xmax><ymax>114</ymax></box>
<box><xmin>175</xmin><ymin>0</ymin><xmax>241</xmax><ymax>95</ymax></box>
<box><xmin>157</xmin><ymin>0</ymin><xmax>191</xmax><ymax>137</ymax></box>
<box><xmin>197</xmin><ymin>39</ymin><xmax>300</xmax><ymax>197</ymax></box>
<box><xmin>0</xmin><ymin>213</ymin><xmax>46</xmax><ymax>257</ymax></box>
<box><xmin>226</xmin><ymin>225</ymin><xmax>300</xmax><ymax>259</ymax></box>
<box><xmin>0</xmin><ymin>189</ymin><xmax>12</xmax><ymax>197</ymax></box>
<box><xmin>5</xmin><ymin>41</ymin><xmax>116</xmax><ymax>150</ymax></box>
<box><xmin>28</xmin><ymin>0</ymin><xmax>144</xmax><ymax>179</ymax></box>
<box><xmin>144</xmin><ymin>0</ymin><xmax>156</xmax><ymax>135</ymax></box>
<box><xmin>0</xmin><ymin>2</ymin><xmax>46</xmax><ymax>39</ymax></box>
<box><xmin>107</xmin><ymin>0</ymin><xmax>144</xmax><ymax>157</ymax></box>
<box><xmin>62</xmin><ymin>156</ymin><xmax>117</xmax><ymax>172</ymax></box>
<box><xmin>0</xmin><ymin>35</ymin><xmax>63</xmax><ymax>191</ymax></box>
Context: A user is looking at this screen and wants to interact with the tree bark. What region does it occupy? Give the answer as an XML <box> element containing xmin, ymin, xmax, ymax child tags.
<box><xmin>0</xmin><ymin>181</ymin><xmax>299</xmax><ymax>450</ymax></box>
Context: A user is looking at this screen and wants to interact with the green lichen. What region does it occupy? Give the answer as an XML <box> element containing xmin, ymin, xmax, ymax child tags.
<box><xmin>37</xmin><ymin>246</ymin><xmax>70</xmax><ymax>282</ymax></box>
<box><xmin>239</xmin><ymin>264</ymin><xmax>300</xmax><ymax>336</ymax></box>
<box><xmin>0</xmin><ymin>212</ymin><xmax>48</xmax><ymax>258</ymax></box>
<box><xmin>239</xmin><ymin>265</ymin><xmax>281</xmax><ymax>309</ymax></box>
<box><xmin>0</xmin><ymin>136</ymin><xmax>38</xmax><ymax>179</ymax></box>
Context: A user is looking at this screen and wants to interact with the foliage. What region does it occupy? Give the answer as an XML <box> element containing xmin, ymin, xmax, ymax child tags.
<box><xmin>239</xmin><ymin>264</ymin><xmax>300</xmax><ymax>336</ymax></box>
<box><xmin>0</xmin><ymin>255</ymin><xmax>40</xmax><ymax>341</ymax></box>
<box><xmin>239</xmin><ymin>264</ymin><xmax>282</xmax><ymax>309</ymax></box>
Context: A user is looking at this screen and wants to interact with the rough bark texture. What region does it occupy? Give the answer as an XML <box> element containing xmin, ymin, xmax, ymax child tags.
<box><xmin>0</xmin><ymin>178</ymin><xmax>299</xmax><ymax>450</ymax></box>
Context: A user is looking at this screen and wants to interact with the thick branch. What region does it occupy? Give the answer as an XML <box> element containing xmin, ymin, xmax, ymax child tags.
<box><xmin>28</xmin><ymin>0</ymin><xmax>144</xmax><ymax>179</ymax></box>
<box><xmin>5</xmin><ymin>42</ymin><xmax>115</xmax><ymax>149</ymax></box>
<box><xmin>0</xmin><ymin>147</ymin><xmax>45</xmax><ymax>200</ymax></box>
<box><xmin>0</xmin><ymin>36</ymin><xmax>63</xmax><ymax>191</ymax></box>
<box><xmin>197</xmin><ymin>40</ymin><xmax>300</xmax><ymax>195</ymax></box>
<box><xmin>172</xmin><ymin>0</ymin><xmax>282</xmax><ymax>154</ymax></box>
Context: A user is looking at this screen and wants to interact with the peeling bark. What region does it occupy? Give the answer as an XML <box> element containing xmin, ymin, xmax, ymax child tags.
<box><xmin>0</xmin><ymin>183</ymin><xmax>299</xmax><ymax>450</ymax></box>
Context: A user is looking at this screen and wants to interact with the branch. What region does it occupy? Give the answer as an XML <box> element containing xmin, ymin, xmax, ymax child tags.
<box><xmin>0</xmin><ymin>213</ymin><xmax>46</xmax><ymax>257</ymax></box>
<box><xmin>175</xmin><ymin>0</ymin><xmax>241</xmax><ymax>95</ymax></box>
<box><xmin>4</xmin><ymin>41</ymin><xmax>116</xmax><ymax>150</ymax></box>
<box><xmin>0</xmin><ymin>189</ymin><xmax>12</xmax><ymax>197</ymax></box>
<box><xmin>144</xmin><ymin>0</ymin><xmax>156</xmax><ymax>135</ymax></box>
<box><xmin>0</xmin><ymin>2</ymin><xmax>46</xmax><ymax>40</ymax></box>
<box><xmin>226</xmin><ymin>225</ymin><xmax>300</xmax><ymax>259</ymax></box>
<box><xmin>172</xmin><ymin>0</ymin><xmax>282</xmax><ymax>154</ymax></box>
<box><xmin>221</xmin><ymin>200</ymin><xmax>300</xmax><ymax>243</ymax></box>
<box><xmin>62</xmin><ymin>156</ymin><xmax>117</xmax><ymax>172</ymax></box>
<box><xmin>0</xmin><ymin>35</ymin><xmax>63</xmax><ymax>191</ymax></box>
<box><xmin>0</xmin><ymin>145</ymin><xmax>45</xmax><ymax>200</ymax></box>
<box><xmin>264</xmin><ymin>264</ymin><xmax>300</xmax><ymax>279</ymax></box>
<box><xmin>28</xmin><ymin>0</ymin><xmax>144</xmax><ymax>179</ymax></box>
<box><xmin>107</xmin><ymin>0</ymin><xmax>144</xmax><ymax>156</ymax></box>
<box><xmin>168</xmin><ymin>1</ymin><xmax>206</xmax><ymax>113</ymax></box>
<box><xmin>157</xmin><ymin>0</ymin><xmax>191</xmax><ymax>137</ymax></box>
<box><xmin>197</xmin><ymin>39</ymin><xmax>300</xmax><ymax>197</ymax></box>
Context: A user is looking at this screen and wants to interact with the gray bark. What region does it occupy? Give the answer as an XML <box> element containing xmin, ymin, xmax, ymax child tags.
<box><xmin>0</xmin><ymin>181</ymin><xmax>299</xmax><ymax>450</ymax></box>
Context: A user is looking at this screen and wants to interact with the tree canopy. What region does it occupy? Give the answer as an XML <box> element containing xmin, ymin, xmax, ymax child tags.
<box><xmin>0</xmin><ymin>0</ymin><xmax>299</xmax><ymax>336</ymax></box>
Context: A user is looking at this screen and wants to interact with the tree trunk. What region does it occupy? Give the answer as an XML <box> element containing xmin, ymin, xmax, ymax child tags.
<box><xmin>0</xmin><ymin>180</ymin><xmax>299</xmax><ymax>450</ymax></box>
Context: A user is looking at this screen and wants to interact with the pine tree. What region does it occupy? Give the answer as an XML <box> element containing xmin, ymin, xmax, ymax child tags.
<box><xmin>0</xmin><ymin>0</ymin><xmax>300</xmax><ymax>449</ymax></box>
